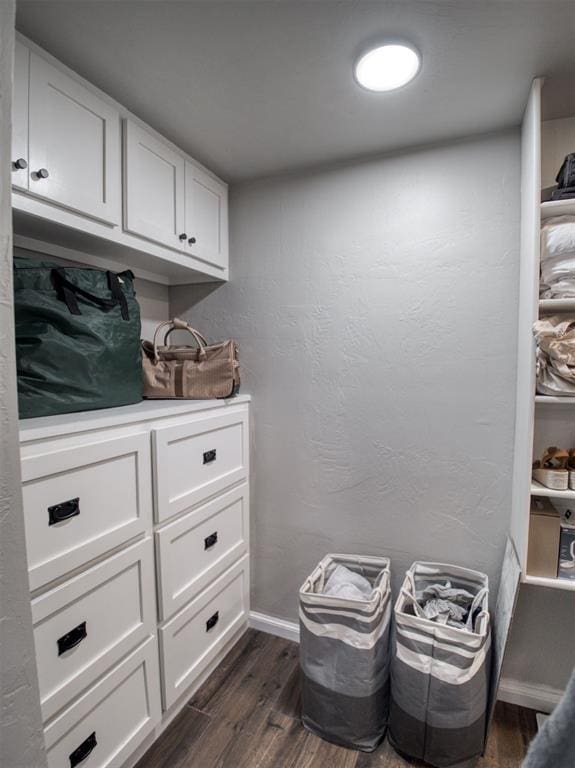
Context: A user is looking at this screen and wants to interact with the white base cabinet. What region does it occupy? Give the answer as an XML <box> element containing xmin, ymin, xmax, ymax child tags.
<box><xmin>19</xmin><ymin>397</ymin><xmax>251</xmax><ymax>768</ymax></box>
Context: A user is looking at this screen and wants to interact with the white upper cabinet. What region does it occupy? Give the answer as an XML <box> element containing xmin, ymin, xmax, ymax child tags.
<box><xmin>12</xmin><ymin>40</ymin><xmax>30</xmax><ymax>191</ymax></box>
<box><xmin>27</xmin><ymin>53</ymin><xmax>121</xmax><ymax>224</ymax></box>
<box><xmin>12</xmin><ymin>37</ymin><xmax>229</xmax><ymax>283</ymax></box>
<box><xmin>184</xmin><ymin>161</ymin><xmax>228</xmax><ymax>269</ymax></box>
<box><xmin>123</xmin><ymin>120</ymin><xmax>185</xmax><ymax>250</ymax></box>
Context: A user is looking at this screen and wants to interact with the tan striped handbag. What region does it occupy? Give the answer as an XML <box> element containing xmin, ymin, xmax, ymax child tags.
<box><xmin>141</xmin><ymin>318</ymin><xmax>240</xmax><ymax>400</ymax></box>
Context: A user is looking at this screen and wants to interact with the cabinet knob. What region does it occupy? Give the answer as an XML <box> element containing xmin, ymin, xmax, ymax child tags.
<box><xmin>33</xmin><ymin>168</ymin><xmax>49</xmax><ymax>180</ymax></box>
<box><xmin>179</xmin><ymin>233</ymin><xmax>188</xmax><ymax>241</ymax></box>
<box><xmin>188</xmin><ymin>237</ymin><xmax>196</xmax><ymax>245</ymax></box>
<box><xmin>12</xmin><ymin>158</ymin><xmax>27</xmax><ymax>170</ymax></box>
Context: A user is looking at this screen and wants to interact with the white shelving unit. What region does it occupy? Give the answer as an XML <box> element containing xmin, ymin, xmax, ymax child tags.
<box><xmin>540</xmin><ymin>199</ymin><xmax>575</xmax><ymax>220</ymax></box>
<box><xmin>524</xmin><ymin>573</ymin><xmax>575</xmax><ymax>591</ymax></box>
<box><xmin>535</xmin><ymin>395</ymin><xmax>575</xmax><ymax>404</ymax></box>
<box><xmin>530</xmin><ymin>482</ymin><xmax>575</xmax><ymax>500</ymax></box>
<box><xmin>510</xmin><ymin>78</ymin><xmax>575</xmax><ymax>591</ymax></box>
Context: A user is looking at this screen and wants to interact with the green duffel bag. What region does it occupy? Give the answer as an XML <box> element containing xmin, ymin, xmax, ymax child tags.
<box><xmin>14</xmin><ymin>256</ymin><xmax>143</xmax><ymax>419</ymax></box>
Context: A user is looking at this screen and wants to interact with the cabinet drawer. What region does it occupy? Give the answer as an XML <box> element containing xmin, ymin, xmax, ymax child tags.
<box><xmin>32</xmin><ymin>538</ymin><xmax>156</xmax><ymax>721</ymax></box>
<box><xmin>153</xmin><ymin>407</ymin><xmax>248</xmax><ymax>523</ymax></box>
<box><xmin>159</xmin><ymin>555</ymin><xmax>249</xmax><ymax>710</ymax></box>
<box><xmin>44</xmin><ymin>636</ymin><xmax>160</xmax><ymax>768</ymax></box>
<box><xmin>21</xmin><ymin>433</ymin><xmax>152</xmax><ymax>590</ymax></box>
<box><xmin>156</xmin><ymin>484</ymin><xmax>249</xmax><ymax>620</ymax></box>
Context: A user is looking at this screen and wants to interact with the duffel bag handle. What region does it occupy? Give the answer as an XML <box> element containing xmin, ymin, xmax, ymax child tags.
<box><xmin>163</xmin><ymin>318</ymin><xmax>208</xmax><ymax>348</ymax></box>
<box><xmin>52</xmin><ymin>268</ymin><xmax>130</xmax><ymax>321</ymax></box>
<box><xmin>152</xmin><ymin>319</ymin><xmax>207</xmax><ymax>363</ymax></box>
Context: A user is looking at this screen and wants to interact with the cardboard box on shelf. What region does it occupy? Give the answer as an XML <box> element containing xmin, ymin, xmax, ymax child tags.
<box><xmin>527</xmin><ymin>498</ymin><xmax>561</xmax><ymax>579</ymax></box>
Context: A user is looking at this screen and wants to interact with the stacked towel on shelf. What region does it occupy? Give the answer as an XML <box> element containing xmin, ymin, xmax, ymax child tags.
<box><xmin>540</xmin><ymin>215</ymin><xmax>575</xmax><ymax>298</ymax></box>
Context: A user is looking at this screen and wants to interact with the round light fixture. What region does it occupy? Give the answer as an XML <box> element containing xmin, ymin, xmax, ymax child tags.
<box><xmin>354</xmin><ymin>43</ymin><xmax>421</xmax><ymax>92</ymax></box>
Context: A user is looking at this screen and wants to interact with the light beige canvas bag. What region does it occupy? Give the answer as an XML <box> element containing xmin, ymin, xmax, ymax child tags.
<box><xmin>142</xmin><ymin>318</ymin><xmax>240</xmax><ymax>400</ymax></box>
<box><xmin>534</xmin><ymin>315</ymin><xmax>575</xmax><ymax>396</ymax></box>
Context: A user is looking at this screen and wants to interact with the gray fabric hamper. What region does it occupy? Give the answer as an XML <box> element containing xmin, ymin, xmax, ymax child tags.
<box><xmin>389</xmin><ymin>562</ymin><xmax>491</xmax><ymax>768</ymax></box>
<box><xmin>299</xmin><ymin>554</ymin><xmax>392</xmax><ymax>752</ymax></box>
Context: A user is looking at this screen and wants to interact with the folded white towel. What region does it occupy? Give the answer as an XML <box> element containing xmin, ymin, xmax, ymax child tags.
<box><xmin>542</xmin><ymin>216</ymin><xmax>575</xmax><ymax>257</ymax></box>
<box><xmin>323</xmin><ymin>564</ymin><xmax>374</xmax><ymax>600</ymax></box>
<box><xmin>541</xmin><ymin>216</ymin><xmax>575</xmax><ymax>298</ymax></box>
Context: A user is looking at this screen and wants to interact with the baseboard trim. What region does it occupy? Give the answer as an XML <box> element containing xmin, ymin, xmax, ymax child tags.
<box><xmin>497</xmin><ymin>678</ymin><xmax>562</xmax><ymax>714</ymax></box>
<box><xmin>249</xmin><ymin>610</ymin><xmax>563</xmax><ymax>713</ymax></box>
<box><xmin>249</xmin><ymin>610</ymin><xmax>300</xmax><ymax>643</ymax></box>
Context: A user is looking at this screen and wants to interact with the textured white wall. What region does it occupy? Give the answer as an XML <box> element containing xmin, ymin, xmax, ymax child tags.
<box><xmin>172</xmin><ymin>130</ymin><xmax>520</xmax><ymax>604</ymax></box>
<box><xmin>173</xmin><ymin>128</ymin><xmax>575</xmax><ymax>691</ymax></box>
<box><xmin>0</xmin><ymin>4</ymin><xmax>47</xmax><ymax>766</ymax></box>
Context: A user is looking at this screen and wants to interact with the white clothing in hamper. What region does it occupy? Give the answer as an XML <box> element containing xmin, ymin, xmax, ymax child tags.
<box><xmin>323</xmin><ymin>564</ymin><xmax>374</xmax><ymax>600</ymax></box>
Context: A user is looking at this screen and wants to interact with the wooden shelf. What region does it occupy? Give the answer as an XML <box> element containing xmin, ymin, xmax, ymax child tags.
<box><xmin>524</xmin><ymin>573</ymin><xmax>575</xmax><ymax>591</ymax></box>
<box><xmin>535</xmin><ymin>395</ymin><xmax>575</xmax><ymax>404</ymax></box>
<box><xmin>539</xmin><ymin>298</ymin><xmax>575</xmax><ymax>313</ymax></box>
<box><xmin>531</xmin><ymin>481</ymin><xmax>575</xmax><ymax>499</ymax></box>
<box><xmin>541</xmin><ymin>199</ymin><xmax>575</xmax><ymax>220</ymax></box>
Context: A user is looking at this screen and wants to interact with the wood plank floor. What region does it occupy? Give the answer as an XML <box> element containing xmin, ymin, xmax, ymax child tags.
<box><xmin>135</xmin><ymin>629</ymin><xmax>537</xmax><ymax>768</ymax></box>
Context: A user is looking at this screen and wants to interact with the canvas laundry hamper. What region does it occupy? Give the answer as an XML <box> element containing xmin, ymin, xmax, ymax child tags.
<box><xmin>389</xmin><ymin>562</ymin><xmax>491</xmax><ymax>768</ymax></box>
<box><xmin>299</xmin><ymin>554</ymin><xmax>392</xmax><ymax>752</ymax></box>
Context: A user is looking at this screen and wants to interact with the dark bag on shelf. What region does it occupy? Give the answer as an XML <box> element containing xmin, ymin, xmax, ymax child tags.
<box><xmin>14</xmin><ymin>256</ymin><xmax>143</xmax><ymax>419</ymax></box>
<box><xmin>556</xmin><ymin>154</ymin><xmax>575</xmax><ymax>189</ymax></box>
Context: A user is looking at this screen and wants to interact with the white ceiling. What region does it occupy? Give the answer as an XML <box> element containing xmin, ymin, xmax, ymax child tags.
<box><xmin>16</xmin><ymin>0</ymin><xmax>575</xmax><ymax>182</ymax></box>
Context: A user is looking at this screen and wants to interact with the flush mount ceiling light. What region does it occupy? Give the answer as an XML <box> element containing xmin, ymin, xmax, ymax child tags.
<box><xmin>354</xmin><ymin>43</ymin><xmax>421</xmax><ymax>92</ymax></box>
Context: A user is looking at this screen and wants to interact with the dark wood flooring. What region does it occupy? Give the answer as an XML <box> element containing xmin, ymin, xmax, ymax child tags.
<box><xmin>135</xmin><ymin>629</ymin><xmax>537</xmax><ymax>768</ymax></box>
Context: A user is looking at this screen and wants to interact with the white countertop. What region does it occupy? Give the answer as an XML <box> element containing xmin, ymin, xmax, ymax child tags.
<box><xmin>19</xmin><ymin>394</ymin><xmax>251</xmax><ymax>442</ymax></box>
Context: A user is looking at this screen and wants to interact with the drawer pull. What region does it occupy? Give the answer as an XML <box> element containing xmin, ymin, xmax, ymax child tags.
<box><xmin>57</xmin><ymin>621</ymin><xmax>87</xmax><ymax>656</ymax></box>
<box><xmin>206</xmin><ymin>611</ymin><xmax>219</xmax><ymax>632</ymax></box>
<box><xmin>204</xmin><ymin>531</ymin><xmax>218</xmax><ymax>550</ymax></box>
<box><xmin>48</xmin><ymin>497</ymin><xmax>80</xmax><ymax>526</ymax></box>
<box><xmin>203</xmin><ymin>449</ymin><xmax>217</xmax><ymax>464</ymax></box>
<box><xmin>69</xmin><ymin>731</ymin><xmax>97</xmax><ymax>768</ymax></box>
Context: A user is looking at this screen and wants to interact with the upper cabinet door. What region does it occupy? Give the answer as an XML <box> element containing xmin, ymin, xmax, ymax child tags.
<box><xmin>28</xmin><ymin>52</ymin><xmax>121</xmax><ymax>225</ymax></box>
<box><xmin>12</xmin><ymin>41</ymin><xmax>30</xmax><ymax>191</ymax></box>
<box><xmin>124</xmin><ymin>120</ymin><xmax>185</xmax><ymax>250</ymax></box>
<box><xmin>184</xmin><ymin>161</ymin><xmax>228</xmax><ymax>270</ymax></box>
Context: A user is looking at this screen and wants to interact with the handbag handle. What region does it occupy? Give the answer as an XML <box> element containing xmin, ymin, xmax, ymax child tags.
<box><xmin>164</xmin><ymin>324</ymin><xmax>208</xmax><ymax>348</ymax></box>
<box><xmin>152</xmin><ymin>319</ymin><xmax>207</xmax><ymax>363</ymax></box>
<box><xmin>52</xmin><ymin>268</ymin><xmax>130</xmax><ymax>320</ymax></box>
